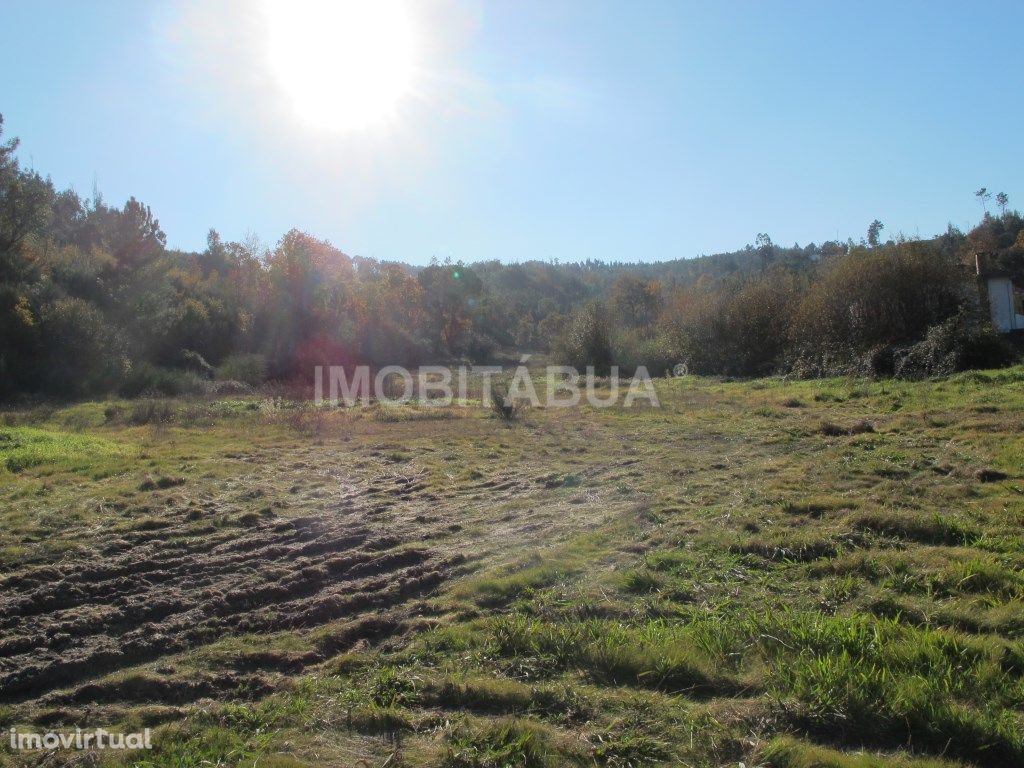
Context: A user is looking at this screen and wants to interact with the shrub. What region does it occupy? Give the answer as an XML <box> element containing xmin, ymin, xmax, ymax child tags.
<box><xmin>32</xmin><ymin>298</ymin><xmax>127</xmax><ymax>397</ymax></box>
<box><xmin>609</xmin><ymin>275</ymin><xmax>662</xmax><ymax>330</ymax></box>
<box><xmin>280</xmin><ymin>404</ymin><xmax>326</xmax><ymax>436</ymax></box>
<box><xmin>215</xmin><ymin>354</ymin><xmax>268</xmax><ymax>387</ymax></box>
<box><xmin>610</xmin><ymin>328</ymin><xmax>674</xmax><ymax>377</ymax></box>
<box><xmin>489</xmin><ymin>383</ymin><xmax>520</xmax><ymax>422</ymax></box>
<box><xmin>466</xmin><ymin>333</ymin><xmax>496</xmax><ymax>364</ymax></box>
<box><xmin>894</xmin><ymin>311</ymin><xmax>1014</xmax><ymax>380</ymax></box>
<box><xmin>856</xmin><ymin>344</ymin><xmax>898</xmax><ymax>377</ymax></box>
<box><xmin>209</xmin><ymin>380</ymin><xmax>253</xmax><ymax>396</ymax></box>
<box><xmin>553</xmin><ymin>302</ymin><xmax>613</xmax><ymax>375</ymax></box>
<box><xmin>791</xmin><ymin>241</ymin><xmax>965</xmax><ymax>356</ymax></box>
<box><xmin>361</xmin><ymin>326</ymin><xmax>432</xmax><ymax>368</ymax></box>
<box><xmin>119</xmin><ymin>364</ymin><xmax>209</xmax><ymax>398</ymax></box>
<box><xmin>127</xmin><ymin>400</ymin><xmax>177</xmax><ymax>426</ymax></box>
<box><xmin>180</xmin><ymin>349</ymin><xmax>215</xmax><ymax>379</ymax></box>
<box><xmin>660</xmin><ymin>270</ymin><xmax>801</xmax><ymax>376</ymax></box>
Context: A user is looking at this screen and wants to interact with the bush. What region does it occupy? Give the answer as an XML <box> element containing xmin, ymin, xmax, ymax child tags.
<box><xmin>660</xmin><ymin>271</ymin><xmax>801</xmax><ymax>377</ymax></box>
<box><xmin>209</xmin><ymin>380</ymin><xmax>253</xmax><ymax>396</ymax></box>
<box><xmin>791</xmin><ymin>241</ymin><xmax>965</xmax><ymax>354</ymax></box>
<box><xmin>466</xmin><ymin>333</ymin><xmax>496</xmax><ymax>364</ymax></box>
<box><xmin>32</xmin><ymin>298</ymin><xmax>128</xmax><ymax>397</ymax></box>
<box><xmin>127</xmin><ymin>400</ymin><xmax>177</xmax><ymax>426</ymax></box>
<box><xmin>787</xmin><ymin>342</ymin><xmax>902</xmax><ymax>379</ymax></box>
<box><xmin>894</xmin><ymin>312</ymin><xmax>1014</xmax><ymax>380</ymax></box>
<box><xmin>180</xmin><ymin>349</ymin><xmax>214</xmax><ymax>379</ymax></box>
<box><xmin>610</xmin><ymin>328</ymin><xmax>675</xmax><ymax>377</ymax></box>
<box><xmin>214</xmin><ymin>354</ymin><xmax>267</xmax><ymax>387</ymax></box>
<box><xmin>361</xmin><ymin>326</ymin><xmax>431</xmax><ymax>368</ymax></box>
<box><xmin>553</xmin><ymin>302</ymin><xmax>613</xmax><ymax>375</ymax></box>
<box><xmin>489</xmin><ymin>383</ymin><xmax>520</xmax><ymax>422</ymax></box>
<box><xmin>119</xmin><ymin>364</ymin><xmax>209</xmax><ymax>398</ymax></box>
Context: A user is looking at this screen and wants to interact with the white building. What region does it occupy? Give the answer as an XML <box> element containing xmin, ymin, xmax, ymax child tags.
<box><xmin>976</xmin><ymin>253</ymin><xmax>1024</xmax><ymax>332</ymax></box>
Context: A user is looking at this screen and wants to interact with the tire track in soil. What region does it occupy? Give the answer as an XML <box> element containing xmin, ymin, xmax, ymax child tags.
<box><xmin>0</xmin><ymin>473</ymin><xmax>463</xmax><ymax>704</ymax></box>
<box><xmin>1</xmin><ymin>440</ymin><xmax>626</xmax><ymax>707</ymax></box>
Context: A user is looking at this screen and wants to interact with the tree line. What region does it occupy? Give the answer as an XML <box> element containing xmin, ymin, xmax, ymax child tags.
<box><xmin>0</xmin><ymin>115</ymin><xmax>1019</xmax><ymax>399</ymax></box>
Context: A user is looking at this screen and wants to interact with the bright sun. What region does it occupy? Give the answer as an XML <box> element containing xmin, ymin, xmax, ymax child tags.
<box><xmin>265</xmin><ymin>0</ymin><xmax>417</xmax><ymax>132</ymax></box>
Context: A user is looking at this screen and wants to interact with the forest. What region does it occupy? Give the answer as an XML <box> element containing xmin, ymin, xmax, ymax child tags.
<box><xmin>1</xmin><ymin>114</ymin><xmax>1020</xmax><ymax>400</ymax></box>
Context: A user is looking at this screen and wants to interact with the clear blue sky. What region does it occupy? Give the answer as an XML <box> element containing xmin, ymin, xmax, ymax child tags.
<box><xmin>2</xmin><ymin>0</ymin><xmax>1021</xmax><ymax>264</ymax></box>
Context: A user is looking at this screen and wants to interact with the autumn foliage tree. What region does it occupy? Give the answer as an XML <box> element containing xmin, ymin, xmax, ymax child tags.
<box><xmin>0</xmin><ymin>112</ymin><xmax>1015</xmax><ymax>397</ymax></box>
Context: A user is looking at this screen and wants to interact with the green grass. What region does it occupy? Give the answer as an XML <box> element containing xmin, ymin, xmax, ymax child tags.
<box><xmin>761</xmin><ymin>736</ymin><xmax>964</xmax><ymax>767</ymax></box>
<box><xmin>3</xmin><ymin>368</ymin><xmax>1024</xmax><ymax>767</ymax></box>
<box><xmin>441</xmin><ymin>720</ymin><xmax>555</xmax><ymax>768</ymax></box>
<box><xmin>484</xmin><ymin>615</ymin><xmax>738</xmax><ymax>694</ymax></box>
<box><xmin>0</xmin><ymin>425</ymin><xmax>135</xmax><ymax>474</ymax></box>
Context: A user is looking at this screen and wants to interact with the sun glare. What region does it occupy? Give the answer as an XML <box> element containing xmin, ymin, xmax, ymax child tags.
<box><xmin>265</xmin><ymin>0</ymin><xmax>417</xmax><ymax>132</ymax></box>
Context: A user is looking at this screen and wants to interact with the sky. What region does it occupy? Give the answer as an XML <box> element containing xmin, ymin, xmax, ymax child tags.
<box><xmin>1</xmin><ymin>0</ymin><xmax>1022</xmax><ymax>265</ymax></box>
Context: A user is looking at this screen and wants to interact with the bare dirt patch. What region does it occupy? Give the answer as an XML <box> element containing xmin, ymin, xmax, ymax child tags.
<box><xmin>0</xmin><ymin>484</ymin><xmax>461</xmax><ymax>704</ymax></box>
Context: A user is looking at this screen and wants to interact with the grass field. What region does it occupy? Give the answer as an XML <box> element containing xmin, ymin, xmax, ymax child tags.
<box><xmin>2</xmin><ymin>369</ymin><xmax>1024</xmax><ymax>767</ymax></box>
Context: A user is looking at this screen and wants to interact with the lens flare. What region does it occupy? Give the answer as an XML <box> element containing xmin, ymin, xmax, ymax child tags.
<box><xmin>265</xmin><ymin>0</ymin><xmax>417</xmax><ymax>131</ymax></box>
